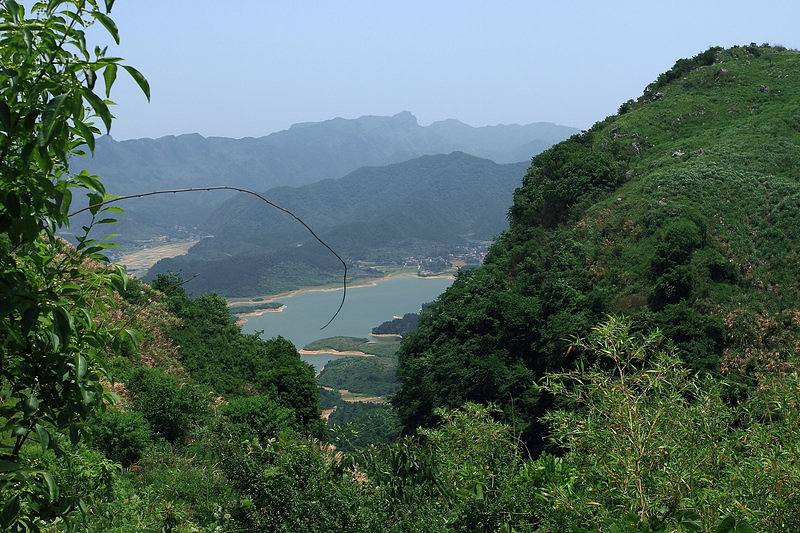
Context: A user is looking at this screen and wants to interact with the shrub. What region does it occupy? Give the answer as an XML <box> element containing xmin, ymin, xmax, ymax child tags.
<box><xmin>126</xmin><ymin>368</ymin><xmax>208</xmax><ymax>444</ymax></box>
<box><xmin>90</xmin><ymin>408</ymin><xmax>153</xmax><ymax>467</ymax></box>
<box><xmin>220</xmin><ymin>395</ymin><xmax>296</xmax><ymax>443</ymax></box>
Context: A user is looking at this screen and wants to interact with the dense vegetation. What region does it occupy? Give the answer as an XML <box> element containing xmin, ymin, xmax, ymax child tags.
<box><xmin>316</xmin><ymin>351</ymin><xmax>401</xmax><ymax>398</ymax></box>
<box><xmin>372</xmin><ymin>311</ymin><xmax>421</xmax><ymax>335</ymax></box>
<box><xmin>4</xmin><ymin>6</ymin><xmax>800</xmax><ymax>530</ymax></box>
<box><xmin>0</xmin><ymin>1</ymin><xmax>149</xmax><ymax>528</ymax></box>
<box><xmin>227</xmin><ymin>300</ymin><xmax>283</xmax><ymax>315</ymax></box>
<box><xmin>148</xmin><ymin>273</ymin><xmax>323</xmax><ymax>437</ymax></box>
<box><xmin>395</xmin><ymin>44</ymin><xmax>800</xmax><ymax>450</ymax></box>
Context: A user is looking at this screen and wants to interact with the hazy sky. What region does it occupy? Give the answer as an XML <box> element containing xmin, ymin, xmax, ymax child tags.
<box><xmin>98</xmin><ymin>1</ymin><xmax>800</xmax><ymax>140</ymax></box>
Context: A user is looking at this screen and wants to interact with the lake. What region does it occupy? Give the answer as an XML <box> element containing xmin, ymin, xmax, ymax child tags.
<box><xmin>240</xmin><ymin>275</ymin><xmax>454</xmax><ymax>371</ymax></box>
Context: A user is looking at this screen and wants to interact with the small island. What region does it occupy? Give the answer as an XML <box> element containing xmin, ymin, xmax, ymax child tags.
<box><xmin>300</xmin><ymin>336</ymin><xmax>399</xmax><ymax>358</ymax></box>
<box><xmin>371</xmin><ymin>312</ymin><xmax>420</xmax><ymax>336</ymax></box>
<box><xmin>228</xmin><ymin>301</ymin><xmax>285</xmax><ymax>315</ymax></box>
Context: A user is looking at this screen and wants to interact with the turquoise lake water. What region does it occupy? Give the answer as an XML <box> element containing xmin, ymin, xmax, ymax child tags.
<box><xmin>239</xmin><ymin>275</ymin><xmax>454</xmax><ymax>371</ymax></box>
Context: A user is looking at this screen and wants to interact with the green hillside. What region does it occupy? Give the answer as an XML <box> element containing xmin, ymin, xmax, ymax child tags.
<box><xmin>146</xmin><ymin>152</ymin><xmax>529</xmax><ymax>296</ymax></box>
<box><xmin>394</xmin><ymin>44</ymin><xmax>800</xmax><ymax>445</ymax></box>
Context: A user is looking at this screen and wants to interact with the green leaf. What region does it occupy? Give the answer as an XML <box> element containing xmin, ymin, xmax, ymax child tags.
<box><xmin>713</xmin><ymin>517</ymin><xmax>736</xmax><ymax>533</ymax></box>
<box><xmin>122</xmin><ymin>65</ymin><xmax>150</xmax><ymax>101</ymax></box>
<box><xmin>675</xmin><ymin>509</ymin><xmax>704</xmax><ymax>531</ymax></box>
<box><xmin>123</xmin><ymin>328</ymin><xmax>141</xmax><ymax>351</ymax></box>
<box><xmin>38</xmin><ymin>94</ymin><xmax>68</xmax><ymax>147</ymax></box>
<box><xmin>72</xmin><ymin>170</ymin><xmax>106</xmax><ymax>195</ymax></box>
<box><xmin>91</xmin><ymin>11</ymin><xmax>119</xmax><ymax>44</ymax></box>
<box><xmin>47</xmin><ymin>0</ymin><xmax>67</xmax><ymax>13</ymax></box>
<box><xmin>75</xmin><ymin>120</ymin><xmax>96</xmax><ymax>154</ymax></box>
<box><xmin>5</xmin><ymin>1</ymin><xmax>20</xmax><ymax>23</ymax></box>
<box><xmin>22</xmin><ymin>396</ymin><xmax>40</xmax><ymax>417</ymax></box>
<box><xmin>712</xmin><ymin>516</ymin><xmax>754</xmax><ymax>533</ymax></box>
<box><xmin>82</xmin><ymin>90</ymin><xmax>113</xmax><ymax>132</ymax></box>
<box><xmin>0</xmin><ymin>460</ymin><xmax>21</xmax><ymax>472</ymax></box>
<box><xmin>42</xmin><ymin>471</ymin><xmax>58</xmax><ymax>500</ymax></box>
<box><xmin>87</xmin><ymin>192</ymin><xmax>104</xmax><ymax>215</ymax></box>
<box><xmin>0</xmin><ymin>494</ymin><xmax>20</xmax><ymax>529</ymax></box>
<box><xmin>52</xmin><ymin>306</ymin><xmax>73</xmax><ymax>345</ymax></box>
<box><xmin>22</xmin><ymin>27</ymin><xmax>33</xmax><ymax>55</ymax></box>
<box><xmin>103</xmin><ymin>63</ymin><xmax>117</xmax><ymax>98</ymax></box>
<box><xmin>81</xmin><ymin>386</ymin><xmax>96</xmax><ymax>405</ymax></box>
<box><xmin>21</xmin><ymin>305</ymin><xmax>39</xmax><ymax>334</ymax></box>
<box><xmin>0</xmin><ymin>100</ymin><xmax>11</xmax><ymax>132</ymax></box>
<box><xmin>85</xmin><ymin>67</ymin><xmax>97</xmax><ymax>91</ymax></box>
<box><xmin>35</xmin><ymin>424</ymin><xmax>50</xmax><ymax>452</ymax></box>
<box><xmin>76</xmin><ymin>354</ymin><xmax>87</xmax><ymax>380</ymax></box>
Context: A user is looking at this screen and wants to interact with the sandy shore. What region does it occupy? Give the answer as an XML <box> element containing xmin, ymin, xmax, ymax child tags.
<box><xmin>228</xmin><ymin>270</ymin><xmax>454</xmax><ymax>306</ymax></box>
<box><xmin>230</xmin><ymin>270</ymin><xmax>454</xmax><ymax>325</ymax></box>
<box><xmin>234</xmin><ymin>305</ymin><xmax>286</xmax><ymax>324</ymax></box>
<box><xmin>119</xmin><ymin>240</ymin><xmax>199</xmax><ymax>276</ymax></box>
<box><xmin>298</xmin><ymin>349</ymin><xmax>374</xmax><ymax>357</ymax></box>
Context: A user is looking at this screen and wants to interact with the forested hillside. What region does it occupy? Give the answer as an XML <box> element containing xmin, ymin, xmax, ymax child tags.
<box><xmin>395</xmin><ymin>44</ymin><xmax>800</xmax><ymax>447</ymax></box>
<box><xmin>146</xmin><ymin>152</ymin><xmax>528</xmax><ymax>296</ymax></box>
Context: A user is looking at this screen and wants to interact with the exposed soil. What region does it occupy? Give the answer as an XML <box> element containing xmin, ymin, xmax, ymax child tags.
<box><xmin>119</xmin><ymin>240</ymin><xmax>199</xmax><ymax>277</ymax></box>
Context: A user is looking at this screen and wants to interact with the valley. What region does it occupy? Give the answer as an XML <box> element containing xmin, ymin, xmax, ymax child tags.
<box><xmin>7</xmin><ymin>7</ymin><xmax>800</xmax><ymax>528</ymax></box>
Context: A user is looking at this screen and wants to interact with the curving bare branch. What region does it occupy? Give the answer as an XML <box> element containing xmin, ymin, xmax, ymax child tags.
<box><xmin>69</xmin><ymin>186</ymin><xmax>347</xmax><ymax>329</ymax></box>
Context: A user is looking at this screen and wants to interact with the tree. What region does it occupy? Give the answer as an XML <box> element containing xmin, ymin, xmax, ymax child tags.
<box><xmin>0</xmin><ymin>1</ymin><xmax>148</xmax><ymax>528</ymax></box>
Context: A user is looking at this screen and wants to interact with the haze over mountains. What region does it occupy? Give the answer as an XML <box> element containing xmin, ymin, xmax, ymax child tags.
<box><xmin>146</xmin><ymin>152</ymin><xmax>530</xmax><ymax>295</ymax></box>
<box><xmin>71</xmin><ymin>112</ymin><xmax>577</xmax><ymax>249</ymax></box>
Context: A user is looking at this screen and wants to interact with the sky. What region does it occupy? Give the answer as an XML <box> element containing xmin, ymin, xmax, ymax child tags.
<box><xmin>95</xmin><ymin>0</ymin><xmax>800</xmax><ymax>140</ymax></box>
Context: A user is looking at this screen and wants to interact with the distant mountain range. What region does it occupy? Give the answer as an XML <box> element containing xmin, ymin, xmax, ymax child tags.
<box><xmin>145</xmin><ymin>152</ymin><xmax>530</xmax><ymax>296</ymax></box>
<box><xmin>69</xmin><ymin>112</ymin><xmax>577</xmax><ymax>247</ymax></box>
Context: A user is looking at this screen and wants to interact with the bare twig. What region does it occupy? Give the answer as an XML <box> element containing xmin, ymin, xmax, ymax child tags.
<box><xmin>68</xmin><ymin>186</ymin><xmax>347</xmax><ymax>329</ymax></box>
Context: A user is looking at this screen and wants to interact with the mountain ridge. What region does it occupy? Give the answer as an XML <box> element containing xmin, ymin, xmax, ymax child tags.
<box><xmin>145</xmin><ymin>151</ymin><xmax>529</xmax><ymax>296</ymax></box>
<box><xmin>71</xmin><ymin>112</ymin><xmax>576</xmax><ymax>248</ymax></box>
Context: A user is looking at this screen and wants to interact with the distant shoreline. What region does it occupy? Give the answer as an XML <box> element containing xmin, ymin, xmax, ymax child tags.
<box><xmin>230</xmin><ymin>270</ymin><xmax>454</xmax><ymax>325</ymax></box>
<box><xmin>298</xmin><ymin>349</ymin><xmax>374</xmax><ymax>357</ymax></box>
<box><xmin>233</xmin><ymin>304</ymin><xmax>286</xmax><ymax>324</ymax></box>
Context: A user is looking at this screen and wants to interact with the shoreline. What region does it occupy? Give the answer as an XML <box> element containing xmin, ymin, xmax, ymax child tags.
<box><xmin>298</xmin><ymin>349</ymin><xmax>374</xmax><ymax>357</ymax></box>
<box><xmin>230</xmin><ymin>270</ymin><xmax>454</xmax><ymax>325</ymax></box>
<box><xmin>234</xmin><ymin>304</ymin><xmax>286</xmax><ymax>324</ymax></box>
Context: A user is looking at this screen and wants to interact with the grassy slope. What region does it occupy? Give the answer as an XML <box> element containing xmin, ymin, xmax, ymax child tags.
<box><xmin>565</xmin><ymin>45</ymin><xmax>800</xmax><ymax>372</ymax></box>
